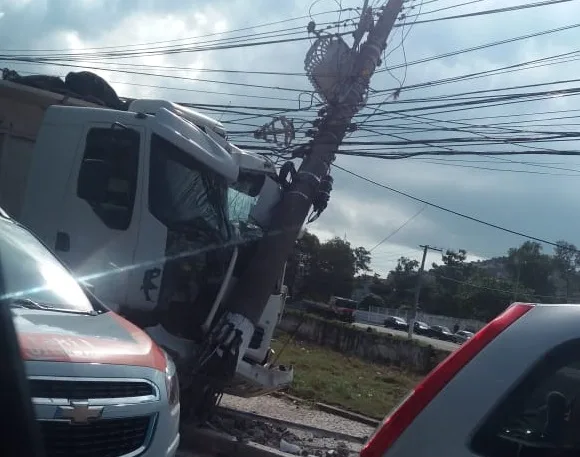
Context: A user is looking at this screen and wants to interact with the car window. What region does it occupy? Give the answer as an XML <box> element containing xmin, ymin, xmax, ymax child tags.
<box><xmin>472</xmin><ymin>339</ymin><xmax>580</xmax><ymax>457</ymax></box>
<box><xmin>0</xmin><ymin>220</ymin><xmax>93</xmax><ymax>313</ymax></box>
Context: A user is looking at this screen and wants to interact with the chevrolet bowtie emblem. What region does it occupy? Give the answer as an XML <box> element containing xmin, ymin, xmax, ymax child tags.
<box><xmin>57</xmin><ymin>401</ymin><xmax>103</xmax><ymax>424</ymax></box>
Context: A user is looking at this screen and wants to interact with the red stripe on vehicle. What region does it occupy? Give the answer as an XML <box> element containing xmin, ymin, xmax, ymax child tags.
<box><xmin>19</xmin><ymin>312</ymin><xmax>166</xmax><ymax>372</ymax></box>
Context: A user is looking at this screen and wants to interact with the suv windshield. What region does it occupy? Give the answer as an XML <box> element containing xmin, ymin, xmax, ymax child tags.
<box><xmin>0</xmin><ymin>219</ymin><xmax>93</xmax><ymax>313</ymax></box>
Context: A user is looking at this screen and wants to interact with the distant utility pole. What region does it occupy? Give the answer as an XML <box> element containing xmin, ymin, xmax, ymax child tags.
<box><xmin>223</xmin><ymin>0</ymin><xmax>406</xmax><ymax>324</ymax></box>
<box><xmin>408</xmin><ymin>245</ymin><xmax>442</xmax><ymax>339</ymax></box>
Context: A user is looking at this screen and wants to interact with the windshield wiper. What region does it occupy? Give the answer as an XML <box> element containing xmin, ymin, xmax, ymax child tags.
<box><xmin>9</xmin><ymin>298</ymin><xmax>96</xmax><ymax>315</ymax></box>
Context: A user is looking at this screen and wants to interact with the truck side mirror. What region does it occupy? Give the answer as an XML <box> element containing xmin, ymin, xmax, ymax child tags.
<box><xmin>77</xmin><ymin>159</ymin><xmax>111</xmax><ymax>203</ymax></box>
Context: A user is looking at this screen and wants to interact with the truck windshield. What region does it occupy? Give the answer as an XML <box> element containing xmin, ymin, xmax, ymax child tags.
<box><xmin>0</xmin><ymin>219</ymin><xmax>94</xmax><ymax>313</ymax></box>
<box><xmin>149</xmin><ymin>134</ymin><xmax>231</xmax><ymax>244</ymax></box>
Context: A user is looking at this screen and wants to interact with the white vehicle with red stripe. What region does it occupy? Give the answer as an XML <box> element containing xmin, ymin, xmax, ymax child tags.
<box><xmin>362</xmin><ymin>303</ymin><xmax>580</xmax><ymax>457</ymax></box>
<box><xmin>0</xmin><ymin>207</ymin><xmax>180</xmax><ymax>457</ymax></box>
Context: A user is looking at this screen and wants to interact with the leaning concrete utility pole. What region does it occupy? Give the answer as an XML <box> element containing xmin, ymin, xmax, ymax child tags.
<box><xmin>191</xmin><ymin>1</ymin><xmax>407</xmax><ymax>413</ymax></box>
<box><xmin>225</xmin><ymin>0</ymin><xmax>406</xmax><ymax>324</ymax></box>
<box><xmin>408</xmin><ymin>245</ymin><xmax>442</xmax><ymax>339</ymax></box>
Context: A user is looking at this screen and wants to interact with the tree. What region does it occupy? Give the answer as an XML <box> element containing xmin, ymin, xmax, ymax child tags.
<box><xmin>430</xmin><ymin>249</ymin><xmax>472</xmax><ymax>316</ymax></box>
<box><xmin>387</xmin><ymin>256</ymin><xmax>420</xmax><ymax>306</ymax></box>
<box><xmin>307</xmin><ymin>237</ymin><xmax>356</xmax><ymax>300</ymax></box>
<box><xmin>359</xmin><ymin>293</ymin><xmax>385</xmax><ymax>310</ymax></box>
<box><xmin>354</xmin><ymin>246</ymin><xmax>371</xmax><ymax>274</ymax></box>
<box><xmin>395</xmin><ymin>256</ymin><xmax>419</xmax><ymax>274</ymax></box>
<box><xmin>284</xmin><ymin>230</ymin><xmax>320</xmax><ymax>298</ymax></box>
<box><xmin>553</xmin><ymin>240</ymin><xmax>578</xmax><ymax>301</ymax></box>
<box><xmin>441</xmin><ymin>249</ymin><xmax>468</xmax><ymax>267</ymax></box>
<box><xmin>456</xmin><ymin>273</ymin><xmax>534</xmax><ymax>321</ymax></box>
<box><xmin>506</xmin><ymin>241</ymin><xmax>555</xmax><ymax>300</ymax></box>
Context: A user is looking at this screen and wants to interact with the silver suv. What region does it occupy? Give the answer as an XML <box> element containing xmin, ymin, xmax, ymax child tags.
<box><xmin>0</xmin><ymin>209</ymin><xmax>180</xmax><ymax>457</ymax></box>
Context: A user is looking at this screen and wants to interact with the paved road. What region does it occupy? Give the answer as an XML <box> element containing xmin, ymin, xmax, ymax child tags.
<box><xmin>353</xmin><ymin>322</ymin><xmax>459</xmax><ymax>352</ymax></box>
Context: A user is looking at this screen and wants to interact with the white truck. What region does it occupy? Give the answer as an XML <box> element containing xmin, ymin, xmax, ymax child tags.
<box><xmin>0</xmin><ymin>71</ymin><xmax>293</xmax><ymax>419</ymax></box>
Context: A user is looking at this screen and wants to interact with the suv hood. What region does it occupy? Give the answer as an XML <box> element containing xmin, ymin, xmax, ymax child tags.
<box><xmin>13</xmin><ymin>309</ymin><xmax>166</xmax><ymax>371</ymax></box>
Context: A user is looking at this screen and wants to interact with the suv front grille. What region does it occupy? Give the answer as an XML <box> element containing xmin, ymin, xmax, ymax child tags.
<box><xmin>30</xmin><ymin>379</ymin><xmax>154</xmax><ymax>399</ymax></box>
<box><xmin>39</xmin><ymin>415</ymin><xmax>153</xmax><ymax>457</ymax></box>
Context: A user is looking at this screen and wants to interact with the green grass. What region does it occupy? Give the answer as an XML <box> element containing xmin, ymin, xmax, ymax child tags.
<box><xmin>271</xmin><ymin>332</ymin><xmax>423</xmax><ymax>420</ymax></box>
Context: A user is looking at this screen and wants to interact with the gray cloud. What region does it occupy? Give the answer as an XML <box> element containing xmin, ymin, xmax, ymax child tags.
<box><xmin>2</xmin><ymin>0</ymin><xmax>580</xmax><ymax>274</ymax></box>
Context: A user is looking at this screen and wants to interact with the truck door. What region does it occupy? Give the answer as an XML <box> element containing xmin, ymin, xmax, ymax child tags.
<box><xmin>55</xmin><ymin>124</ymin><xmax>145</xmax><ymax>307</ymax></box>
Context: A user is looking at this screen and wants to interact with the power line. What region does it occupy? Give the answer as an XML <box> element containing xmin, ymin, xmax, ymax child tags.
<box><xmin>361</xmin><ymin>107</ymin><xmax>580</xmax><ymax>129</ymax></box>
<box><xmin>415</xmin><ymin>159</ymin><xmax>580</xmax><ymax>176</ymax></box>
<box><xmin>394</xmin><ymin>0</ymin><xmax>575</xmax><ymax>27</ymax></box>
<box><xmin>1</xmin><ymin>60</ymin><xmax>311</xmax><ymax>93</ymax></box>
<box><xmin>377</xmin><ymin>22</ymin><xmax>580</xmax><ymax>73</ymax></box>
<box><xmin>362</xmin><ymin>85</ymin><xmax>580</xmax><ymax>117</ymax></box>
<box><xmin>331</xmin><ymin>164</ymin><xmax>579</xmax><ymax>252</ymax></box>
<box><xmin>370</xmin><ymin>205</ymin><xmax>427</xmax><ymax>252</ymax></box>
<box><xmin>376</xmin><ymin>110</ymin><xmax>580</xmax><ymax>173</ymax></box>
<box><xmin>0</xmin><ymin>26</ymin><xmax>354</xmax><ymax>61</ymax></box>
<box><xmin>436</xmin><ymin>274</ymin><xmax>567</xmax><ymax>300</ymax></box>
<box><xmin>373</xmin><ymin>49</ymin><xmax>580</xmax><ymax>95</ymax></box>
<box><xmin>9</xmin><ymin>69</ymin><xmax>300</xmax><ymax>102</ymax></box>
<box><xmin>0</xmin><ymin>9</ymin><xmax>352</xmax><ymax>53</ymax></box>
<box><xmin>333</xmin><ymin>148</ymin><xmax>580</xmax><ymax>158</ymax></box>
<box><xmin>404</xmin><ymin>0</ymin><xmax>488</xmax><ymax>17</ymax></box>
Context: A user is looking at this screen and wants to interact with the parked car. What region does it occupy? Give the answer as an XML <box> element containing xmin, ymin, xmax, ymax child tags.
<box><xmin>453</xmin><ymin>330</ymin><xmax>474</xmax><ymax>344</ymax></box>
<box><xmin>361</xmin><ymin>302</ymin><xmax>580</xmax><ymax>457</ymax></box>
<box><xmin>384</xmin><ymin>316</ymin><xmax>409</xmax><ymax>331</ymax></box>
<box><xmin>413</xmin><ymin>321</ymin><xmax>430</xmax><ymax>335</ymax></box>
<box><xmin>428</xmin><ymin>325</ymin><xmax>455</xmax><ymax>341</ymax></box>
<box><xmin>0</xmin><ymin>209</ymin><xmax>180</xmax><ymax>457</ymax></box>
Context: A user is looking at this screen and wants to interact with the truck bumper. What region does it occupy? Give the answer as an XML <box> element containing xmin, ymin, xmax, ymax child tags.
<box><xmin>224</xmin><ymin>359</ymin><xmax>294</xmax><ymax>398</ymax></box>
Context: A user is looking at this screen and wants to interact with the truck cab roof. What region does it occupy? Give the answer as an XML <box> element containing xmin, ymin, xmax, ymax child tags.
<box><xmin>128</xmin><ymin>99</ymin><xmax>227</xmax><ymax>138</ymax></box>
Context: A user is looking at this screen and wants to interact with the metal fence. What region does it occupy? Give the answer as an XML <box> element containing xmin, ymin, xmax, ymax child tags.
<box><xmin>355</xmin><ymin>306</ymin><xmax>487</xmax><ymax>332</ymax></box>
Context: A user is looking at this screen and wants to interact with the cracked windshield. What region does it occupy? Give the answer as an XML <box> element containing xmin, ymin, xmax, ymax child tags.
<box><xmin>1</xmin><ymin>1</ymin><xmax>579</xmax><ymax>457</ymax></box>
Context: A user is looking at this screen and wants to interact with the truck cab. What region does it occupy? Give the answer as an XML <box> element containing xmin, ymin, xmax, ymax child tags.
<box><xmin>0</xmin><ymin>79</ymin><xmax>293</xmax><ymax>406</ymax></box>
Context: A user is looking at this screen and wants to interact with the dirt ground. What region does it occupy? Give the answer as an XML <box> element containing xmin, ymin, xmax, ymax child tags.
<box><xmin>177</xmin><ymin>394</ymin><xmax>375</xmax><ymax>457</ymax></box>
<box><xmin>216</xmin><ymin>394</ymin><xmax>375</xmax><ymax>456</ymax></box>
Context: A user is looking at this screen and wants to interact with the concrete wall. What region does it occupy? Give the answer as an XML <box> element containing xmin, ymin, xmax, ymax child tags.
<box><xmin>356</xmin><ymin>306</ymin><xmax>487</xmax><ymax>332</ymax></box>
<box><xmin>278</xmin><ymin>311</ymin><xmax>451</xmax><ymax>375</ymax></box>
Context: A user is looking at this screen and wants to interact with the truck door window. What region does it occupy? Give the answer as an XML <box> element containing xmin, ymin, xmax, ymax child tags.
<box><xmin>472</xmin><ymin>339</ymin><xmax>580</xmax><ymax>457</ymax></box>
<box><xmin>77</xmin><ymin>127</ymin><xmax>140</xmax><ymax>230</ymax></box>
<box><xmin>228</xmin><ymin>171</ymin><xmax>264</xmax><ymax>240</ymax></box>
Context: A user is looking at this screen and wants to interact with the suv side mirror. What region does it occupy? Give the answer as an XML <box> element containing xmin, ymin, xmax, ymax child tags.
<box><xmin>77</xmin><ymin>159</ymin><xmax>111</xmax><ymax>203</ymax></box>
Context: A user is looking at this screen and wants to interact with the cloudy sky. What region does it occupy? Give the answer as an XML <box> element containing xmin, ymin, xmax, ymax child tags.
<box><xmin>2</xmin><ymin>0</ymin><xmax>580</xmax><ymax>275</ymax></box>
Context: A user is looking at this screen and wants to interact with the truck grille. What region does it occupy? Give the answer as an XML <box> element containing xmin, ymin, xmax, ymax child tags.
<box><xmin>29</xmin><ymin>379</ymin><xmax>155</xmax><ymax>399</ymax></box>
<box><xmin>39</xmin><ymin>416</ymin><xmax>153</xmax><ymax>457</ymax></box>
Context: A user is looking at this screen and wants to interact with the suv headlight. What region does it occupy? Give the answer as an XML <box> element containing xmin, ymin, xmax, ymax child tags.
<box><xmin>163</xmin><ymin>350</ymin><xmax>180</xmax><ymax>407</ymax></box>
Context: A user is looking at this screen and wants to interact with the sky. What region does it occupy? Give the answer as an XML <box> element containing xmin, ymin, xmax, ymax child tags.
<box><xmin>1</xmin><ymin>0</ymin><xmax>580</xmax><ymax>276</ymax></box>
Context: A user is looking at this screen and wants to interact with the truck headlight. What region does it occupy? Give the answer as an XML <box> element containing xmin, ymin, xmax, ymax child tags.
<box><xmin>163</xmin><ymin>351</ymin><xmax>180</xmax><ymax>407</ymax></box>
